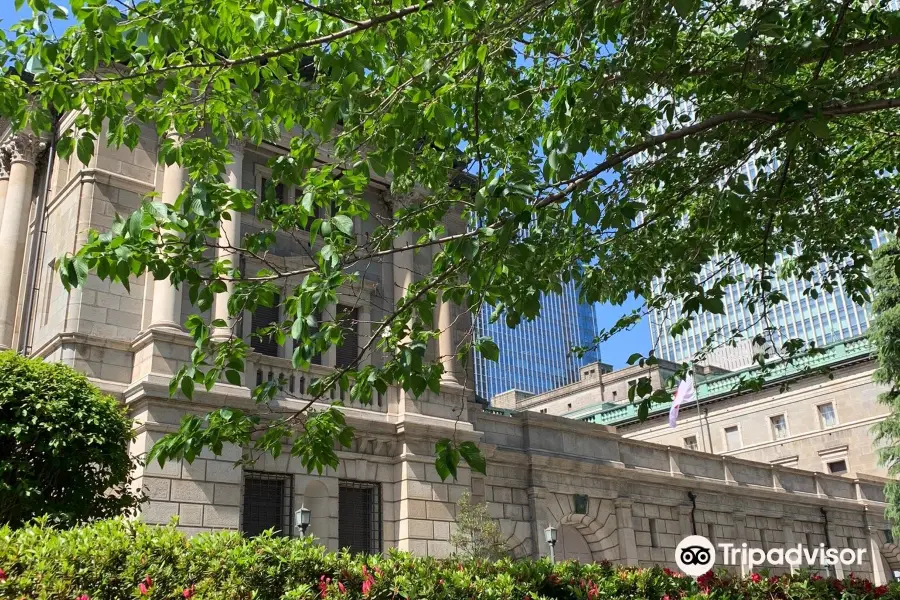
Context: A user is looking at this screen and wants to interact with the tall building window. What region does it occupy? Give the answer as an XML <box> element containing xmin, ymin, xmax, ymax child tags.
<box><xmin>338</xmin><ymin>480</ymin><xmax>382</xmax><ymax>554</ymax></box>
<box><xmin>683</xmin><ymin>435</ymin><xmax>698</xmax><ymax>451</ymax></box>
<box><xmin>251</xmin><ymin>294</ymin><xmax>281</xmax><ymax>357</ymax></box>
<box><xmin>827</xmin><ymin>460</ymin><xmax>848</xmax><ymax>474</ymax></box>
<box><xmin>818</xmin><ymin>403</ymin><xmax>838</xmax><ymax>429</ymax></box>
<box><xmin>334</xmin><ymin>305</ymin><xmax>359</xmax><ymax>368</ymax></box>
<box><xmin>770</xmin><ymin>414</ymin><xmax>788</xmax><ymax>440</ymax></box>
<box><xmin>241</xmin><ymin>472</ymin><xmax>293</xmax><ymax>537</ymax></box>
<box><xmin>724</xmin><ymin>425</ymin><xmax>741</xmax><ymax>451</ymax></box>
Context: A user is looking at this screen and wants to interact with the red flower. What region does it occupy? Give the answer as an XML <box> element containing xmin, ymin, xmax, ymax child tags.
<box><xmin>876</xmin><ymin>585</ymin><xmax>889</xmax><ymax>597</ymax></box>
<box><xmin>144</xmin><ymin>576</ymin><xmax>153</xmax><ymax>588</ymax></box>
<box><xmin>833</xmin><ymin>581</ymin><xmax>845</xmax><ymax>592</ymax></box>
<box><xmin>78</xmin><ymin>596</ymin><xmax>89</xmax><ymax>600</ymax></box>
<box><xmin>182</xmin><ymin>586</ymin><xmax>195</xmax><ymax>599</ymax></box>
<box><xmin>0</xmin><ymin>568</ymin><xmax>6</xmax><ymax>582</ymax></box>
<box><xmin>362</xmin><ymin>577</ymin><xmax>374</xmax><ymax>596</ymax></box>
<box><xmin>139</xmin><ymin>583</ymin><xmax>149</xmax><ymax>595</ymax></box>
<box><xmin>750</xmin><ymin>573</ymin><xmax>762</xmax><ymax>583</ymax></box>
<box><xmin>338</xmin><ymin>582</ymin><xmax>346</xmax><ymax>594</ymax></box>
<box><xmin>662</xmin><ymin>595</ymin><xmax>671</xmax><ymax>600</ymax></box>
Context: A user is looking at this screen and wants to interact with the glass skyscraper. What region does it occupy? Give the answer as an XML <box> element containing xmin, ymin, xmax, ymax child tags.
<box><xmin>648</xmin><ymin>220</ymin><xmax>890</xmax><ymax>370</ymax></box>
<box><xmin>474</xmin><ymin>282</ymin><xmax>599</xmax><ymax>401</ymax></box>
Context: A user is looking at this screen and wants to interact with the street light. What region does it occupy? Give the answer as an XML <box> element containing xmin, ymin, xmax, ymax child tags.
<box><xmin>296</xmin><ymin>505</ymin><xmax>311</xmax><ymax>537</ymax></box>
<box><xmin>544</xmin><ymin>525</ymin><xmax>558</xmax><ymax>563</ymax></box>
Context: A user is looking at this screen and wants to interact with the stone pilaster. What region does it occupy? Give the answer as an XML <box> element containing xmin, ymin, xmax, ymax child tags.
<box><xmin>614</xmin><ymin>498</ymin><xmax>639</xmax><ymax>564</ymax></box>
<box><xmin>0</xmin><ymin>132</ymin><xmax>46</xmax><ymax>348</ymax></box>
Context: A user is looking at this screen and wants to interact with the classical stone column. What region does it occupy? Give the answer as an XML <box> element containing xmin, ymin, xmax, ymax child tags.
<box><xmin>0</xmin><ymin>133</ymin><xmax>46</xmax><ymax>349</ymax></box>
<box><xmin>437</xmin><ymin>291</ymin><xmax>458</xmax><ymax>384</ymax></box>
<box><xmin>211</xmin><ymin>142</ymin><xmax>243</xmax><ymax>341</ymax></box>
<box><xmin>149</xmin><ymin>158</ymin><xmax>185</xmax><ymax>331</ymax></box>
<box><xmin>392</xmin><ymin>230</ymin><xmax>415</xmax><ymax>301</ymax></box>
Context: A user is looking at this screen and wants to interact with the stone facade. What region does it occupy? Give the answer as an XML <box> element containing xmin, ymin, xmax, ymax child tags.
<box><xmin>1</xmin><ymin>122</ymin><xmax>898</xmax><ymax>583</ymax></box>
<box><xmin>512</xmin><ymin>338</ymin><xmax>887</xmax><ymax>479</ymax></box>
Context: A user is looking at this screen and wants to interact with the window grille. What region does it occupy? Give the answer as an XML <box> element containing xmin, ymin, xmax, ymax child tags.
<box><xmin>241</xmin><ymin>471</ymin><xmax>293</xmax><ymax>538</ymax></box>
<box><xmin>338</xmin><ymin>480</ymin><xmax>382</xmax><ymax>554</ymax></box>
<box><xmin>251</xmin><ymin>294</ymin><xmax>281</xmax><ymax>357</ymax></box>
<box><xmin>335</xmin><ymin>306</ymin><xmax>359</xmax><ymax>368</ymax></box>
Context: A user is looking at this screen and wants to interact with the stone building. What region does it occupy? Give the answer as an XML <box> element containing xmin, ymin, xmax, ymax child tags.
<box><xmin>1</xmin><ymin>124</ymin><xmax>898</xmax><ymax>583</ymax></box>
<box><xmin>508</xmin><ymin>337</ymin><xmax>887</xmax><ymax>479</ymax></box>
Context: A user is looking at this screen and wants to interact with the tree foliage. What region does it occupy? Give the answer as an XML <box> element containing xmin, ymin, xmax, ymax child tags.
<box><xmin>0</xmin><ymin>351</ymin><xmax>144</xmax><ymax>528</ymax></box>
<box><xmin>2</xmin><ymin>0</ymin><xmax>899</xmax><ymax>475</ymax></box>
<box><xmin>872</xmin><ymin>241</ymin><xmax>900</xmax><ymax>533</ymax></box>
<box><xmin>450</xmin><ymin>491</ymin><xmax>510</xmax><ymax>560</ymax></box>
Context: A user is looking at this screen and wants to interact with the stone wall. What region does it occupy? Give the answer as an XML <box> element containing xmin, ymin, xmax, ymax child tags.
<box><xmin>619</xmin><ymin>360</ymin><xmax>888</xmax><ymax>477</ymax></box>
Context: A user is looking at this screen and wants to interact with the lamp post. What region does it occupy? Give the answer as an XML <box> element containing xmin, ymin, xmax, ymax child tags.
<box><xmin>544</xmin><ymin>525</ymin><xmax>558</xmax><ymax>563</ymax></box>
<box><xmin>295</xmin><ymin>504</ymin><xmax>311</xmax><ymax>537</ymax></box>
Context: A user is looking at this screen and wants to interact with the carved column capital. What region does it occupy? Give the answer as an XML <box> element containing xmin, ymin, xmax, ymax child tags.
<box><xmin>226</xmin><ymin>137</ymin><xmax>245</xmax><ymax>156</ymax></box>
<box><xmin>0</xmin><ymin>146</ymin><xmax>10</xmax><ymax>179</ymax></box>
<box><xmin>2</xmin><ymin>132</ymin><xmax>47</xmax><ymax>166</ymax></box>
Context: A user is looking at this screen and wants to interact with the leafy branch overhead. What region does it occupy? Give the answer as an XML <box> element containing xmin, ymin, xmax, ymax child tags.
<box><xmin>4</xmin><ymin>0</ymin><xmax>900</xmax><ymax>476</ymax></box>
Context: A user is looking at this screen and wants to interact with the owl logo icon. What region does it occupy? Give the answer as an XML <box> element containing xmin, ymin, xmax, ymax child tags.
<box><xmin>675</xmin><ymin>535</ymin><xmax>716</xmax><ymax>577</ymax></box>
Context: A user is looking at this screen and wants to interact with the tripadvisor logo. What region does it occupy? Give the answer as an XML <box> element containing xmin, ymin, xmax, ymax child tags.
<box><xmin>675</xmin><ymin>535</ymin><xmax>868</xmax><ymax>577</ymax></box>
<box><xmin>676</xmin><ymin>535</ymin><xmax>716</xmax><ymax>577</ymax></box>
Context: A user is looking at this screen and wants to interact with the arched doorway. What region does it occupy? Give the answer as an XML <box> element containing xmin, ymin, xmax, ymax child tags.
<box><xmin>556</xmin><ymin>525</ymin><xmax>593</xmax><ymax>563</ymax></box>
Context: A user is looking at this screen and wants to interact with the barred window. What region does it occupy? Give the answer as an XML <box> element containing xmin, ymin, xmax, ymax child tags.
<box><xmin>338</xmin><ymin>480</ymin><xmax>381</xmax><ymax>554</ymax></box>
<box><xmin>241</xmin><ymin>471</ymin><xmax>293</xmax><ymax>538</ymax></box>
<box><xmin>251</xmin><ymin>294</ymin><xmax>281</xmax><ymax>357</ymax></box>
<box><xmin>334</xmin><ymin>305</ymin><xmax>359</xmax><ymax>368</ymax></box>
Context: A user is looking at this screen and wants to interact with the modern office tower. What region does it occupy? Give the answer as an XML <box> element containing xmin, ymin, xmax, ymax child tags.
<box><xmin>648</xmin><ymin>229</ymin><xmax>889</xmax><ymax>370</ymax></box>
<box><xmin>474</xmin><ymin>282</ymin><xmax>599</xmax><ymax>401</ymax></box>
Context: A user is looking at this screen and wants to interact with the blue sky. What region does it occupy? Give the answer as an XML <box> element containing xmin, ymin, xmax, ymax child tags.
<box><xmin>0</xmin><ymin>2</ymin><xmax>650</xmax><ymax>368</ymax></box>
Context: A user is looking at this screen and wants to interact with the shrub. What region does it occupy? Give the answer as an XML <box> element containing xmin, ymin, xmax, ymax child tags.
<box><xmin>450</xmin><ymin>491</ymin><xmax>509</xmax><ymax>560</ymax></box>
<box><xmin>1</xmin><ymin>519</ymin><xmax>898</xmax><ymax>600</ymax></box>
<box><xmin>0</xmin><ymin>351</ymin><xmax>144</xmax><ymax>528</ymax></box>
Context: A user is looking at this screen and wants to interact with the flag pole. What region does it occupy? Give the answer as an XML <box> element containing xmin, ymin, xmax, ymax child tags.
<box><xmin>693</xmin><ymin>366</ymin><xmax>707</xmax><ymax>452</ymax></box>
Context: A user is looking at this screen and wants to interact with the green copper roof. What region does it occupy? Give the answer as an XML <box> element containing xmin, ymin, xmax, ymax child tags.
<box><xmin>575</xmin><ymin>336</ymin><xmax>872</xmax><ymax>426</ymax></box>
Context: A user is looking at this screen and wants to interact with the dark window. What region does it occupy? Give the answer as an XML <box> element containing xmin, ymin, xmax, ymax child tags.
<box><xmin>261</xmin><ymin>177</ymin><xmax>286</xmax><ymax>203</ymax></box>
<box><xmin>338</xmin><ymin>480</ymin><xmax>381</xmax><ymax>554</ymax></box>
<box><xmin>242</xmin><ymin>472</ymin><xmax>293</xmax><ymax>537</ymax></box>
<box><xmin>827</xmin><ymin>460</ymin><xmax>848</xmax><ymax>474</ymax></box>
<box><xmin>302</xmin><ymin>311</ymin><xmax>322</xmax><ymax>366</ymax></box>
<box><xmin>251</xmin><ymin>294</ymin><xmax>281</xmax><ymax>357</ymax></box>
<box><xmin>334</xmin><ymin>305</ymin><xmax>359</xmax><ymax>368</ymax></box>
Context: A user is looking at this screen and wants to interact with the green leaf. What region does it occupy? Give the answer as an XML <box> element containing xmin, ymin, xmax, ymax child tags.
<box><xmin>459</xmin><ymin>441</ymin><xmax>486</xmax><ymax>475</ymax></box>
<box><xmin>434</xmin><ymin>439</ymin><xmax>459</xmax><ymax>481</ymax></box>
<box><xmin>476</xmin><ymin>45</ymin><xmax>488</xmax><ymax>65</ymax></box>
<box><xmin>672</xmin><ymin>0</ymin><xmax>694</xmax><ymax>18</ymax></box>
<box><xmin>76</xmin><ymin>134</ymin><xmax>94</xmax><ymax>166</ymax></box>
<box><xmin>477</xmin><ymin>338</ymin><xmax>499</xmax><ymax>361</ymax></box>
<box><xmin>332</xmin><ymin>214</ymin><xmax>353</xmax><ymax>236</ymax></box>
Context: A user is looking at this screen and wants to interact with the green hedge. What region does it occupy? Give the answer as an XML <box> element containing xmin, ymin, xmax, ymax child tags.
<box><xmin>1</xmin><ymin>519</ymin><xmax>897</xmax><ymax>600</ymax></box>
